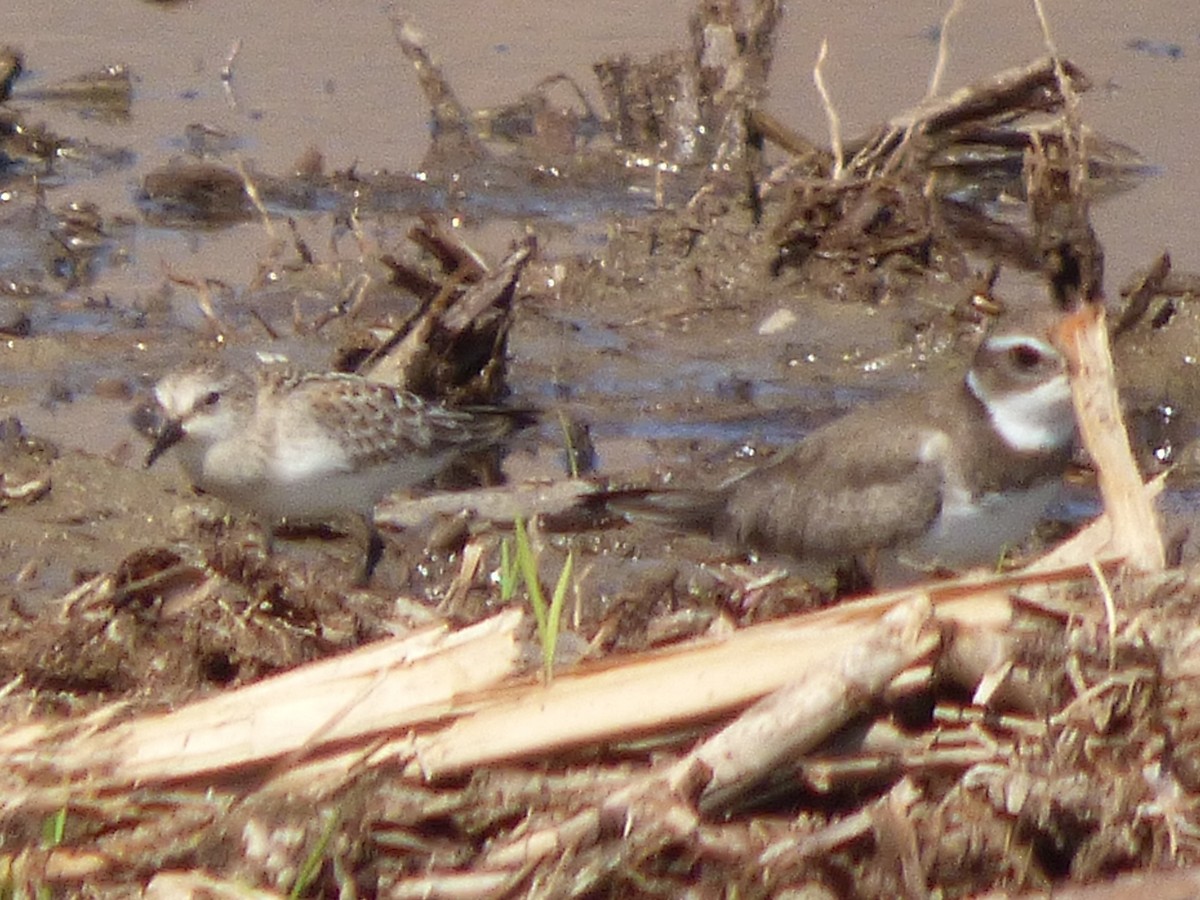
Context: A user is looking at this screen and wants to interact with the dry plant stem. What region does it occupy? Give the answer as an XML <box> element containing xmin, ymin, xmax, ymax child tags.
<box><xmin>409</xmin><ymin>215</ymin><xmax>489</xmax><ymax>279</ymax></box>
<box><xmin>760</xmin><ymin>805</ymin><xmax>877</xmax><ymax>867</ymax></box>
<box><xmin>233</xmin><ymin>155</ymin><xmax>275</xmax><ymax>241</ymax></box>
<box><xmin>408</xmin><ymin>576</ymin><xmax>1072</xmax><ymax>778</ymax></box>
<box><xmin>146</xmin><ymin>870</ymin><xmax>283</xmax><ymax>900</ymax></box>
<box><xmin>804</xmin><ymin>716</ymin><xmax>1006</xmax><ymax>781</ymax></box>
<box><xmin>748</xmin><ymin>107</ymin><xmax>826</xmax><ymax>160</ymax></box>
<box><xmin>1032</xmin><ymin>0</ymin><xmax>1083</xmax><ymax>142</ymax></box>
<box><xmin>981</xmin><ymin>863</ymin><xmax>1200</xmax><ymax>900</ymax></box>
<box><xmin>481</xmin><ymin>805</ymin><xmax>603</xmax><ymax>872</ymax></box>
<box><xmin>389</xmin><ymin>869</ymin><xmax>528</xmax><ymax>900</ymax></box>
<box><xmin>440</xmin><ymin>236</ymin><xmax>534</xmax><ymax>333</ymax></box>
<box><xmin>164</xmin><ymin>269</ymin><xmax>232</xmax><ymax>337</ymax></box>
<box><xmin>687</xmin><ymin>596</ymin><xmax>939</xmax><ymax>812</ymax></box>
<box><xmin>476</xmin><ymin>759</ymin><xmax>709</xmax><ymax>880</ymax></box>
<box><xmin>925</xmin><ymin>0</ymin><xmax>964</xmax><ymax>100</ymax></box>
<box><xmin>14</xmin><ymin>609</ymin><xmax>524</xmax><ymax>786</ymax></box>
<box><xmin>812</xmin><ymin>39</ymin><xmax>843</xmax><ymax>179</ymax></box>
<box><xmin>391</xmin><ymin>18</ymin><xmax>489</xmax><ymax>160</ymax></box>
<box><xmin>1054</xmin><ymin>304</ymin><xmax>1165</xmax><ymax>573</ymax></box>
<box><xmin>219</xmin><ymin>38</ymin><xmax>241</xmax><ymax>110</ymax></box>
<box><xmin>376</xmin><ymin>477</ymin><xmax>603</xmax><ymax>530</ymax></box>
<box><xmin>873</xmin><ymin>776</ymin><xmax>926</xmax><ymax>897</ymax></box>
<box><xmin>888</xmin><ymin>56</ymin><xmax>1088</xmax><ymax>137</ymax></box>
<box><xmin>1</xmin><ymin>572</ymin><xmax>1082</xmax><ymax>804</ymax></box>
<box><xmin>1089</xmin><ymin>559</ymin><xmax>1119</xmax><ymax>670</ymax></box>
<box><xmin>438</xmin><ymin>535</ymin><xmax>488</xmax><ymax>615</ymax></box>
<box><xmin>1112</xmin><ymin>251</ymin><xmax>1171</xmax><ymax>337</ymax></box>
<box><xmin>1023</xmin><ymin>473</ymin><xmax>1164</xmax><ymax>574</ymax></box>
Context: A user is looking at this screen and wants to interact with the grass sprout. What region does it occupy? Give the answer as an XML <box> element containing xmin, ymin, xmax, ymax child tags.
<box><xmin>40</xmin><ymin>807</ymin><xmax>67</xmax><ymax>848</ymax></box>
<box><xmin>509</xmin><ymin>515</ymin><xmax>574</xmax><ymax>680</ymax></box>
<box><xmin>290</xmin><ymin>808</ymin><xmax>339</xmax><ymax>898</ymax></box>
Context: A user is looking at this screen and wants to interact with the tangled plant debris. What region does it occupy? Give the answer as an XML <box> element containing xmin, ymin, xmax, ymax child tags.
<box><xmin>1</xmin><ymin>0</ymin><xmax>1200</xmax><ymax>897</ymax></box>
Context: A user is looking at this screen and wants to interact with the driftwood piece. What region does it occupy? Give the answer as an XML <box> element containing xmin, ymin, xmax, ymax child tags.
<box><xmin>1112</xmin><ymin>251</ymin><xmax>1172</xmax><ymax>337</ymax></box>
<box><xmin>0</xmin><ymin>558</ymin><xmax>1056</xmax><ymax>813</ymax></box>
<box><xmin>364</xmin><ymin>235</ymin><xmax>535</xmax><ymax>404</ymax></box>
<box><xmin>406</xmin><ymin>215</ymin><xmax>489</xmax><ymax>282</ymax></box>
<box><xmin>889</xmin><ymin>56</ymin><xmax>1090</xmax><ymax>138</ymax></box>
<box><xmin>1053</xmin><ymin>304</ymin><xmax>1165</xmax><ymax>573</ymax></box>
<box><xmin>844</xmin><ymin>56</ymin><xmax>1090</xmax><ymax>174</ymax></box>
<box><xmin>0</xmin><ymin>555</ymin><xmax>1127</xmax><ymax>896</ymax></box>
<box><xmin>390</xmin><ymin>19</ymin><xmax>489</xmax><ymax>165</ymax></box>
<box><xmin>0</xmin><ymin>570</ymin><xmax>1093</xmax><ymax>803</ymax></box>
<box><xmin>687</xmin><ymin>595</ymin><xmax>940</xmax><ymax>812</ymax></box>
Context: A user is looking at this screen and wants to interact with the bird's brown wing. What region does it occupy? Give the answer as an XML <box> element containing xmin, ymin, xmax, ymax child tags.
<box><xmin>718</xmin><ymin>424</ymin><xmax>945</xmax><ymax>560</ymax></box>
<box><xmin>292</xmin><ymin>374</ymin><xmax>524</xmax><ymax>470</ymax></box>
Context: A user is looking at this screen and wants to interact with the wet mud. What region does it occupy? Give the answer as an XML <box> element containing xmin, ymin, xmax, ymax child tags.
<box><xmin>1</xmin><ymin>1</ymin><xmax>1200</xmax><ymax>896</ymax></box>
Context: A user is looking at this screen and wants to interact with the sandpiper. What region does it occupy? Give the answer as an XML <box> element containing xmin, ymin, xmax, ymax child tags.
<box><xmin>143</xmin><ymin>363</ymin><xmax>533</xmax><ymax>582</ymax></box>
<box><xmin>614</xmin><ymin>317</ymin><xmax>1077</xmax><ymax>586</ymax></box>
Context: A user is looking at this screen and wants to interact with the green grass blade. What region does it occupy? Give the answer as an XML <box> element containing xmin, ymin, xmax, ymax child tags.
<box><xmin>513</xmin><ymin>516</ymin><xmax>547</xmax><ymax>640</ymax></box>
<box><xmin>40</xmin><ymin>806</ymin><xmax>67</xmax><ymax>847</ymax></box>
<box><xmin>290</xmin><ymin>808</ymin><xmax>339</xmax><ymax>898</ymax></box>
<box><xmin>499</xmin><ymin>535</ymin><xmax>517</xmax><ymax>601</ymax></box>
<box><xmin>544</xmin><ymin>548</ymin><xmax>574</xmax><ymax>678</ymax></box>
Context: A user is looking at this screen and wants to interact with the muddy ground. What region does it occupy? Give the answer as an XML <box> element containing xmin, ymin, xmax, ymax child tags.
<box><xmin>2</xmin><ymin>1</ymin><xmax>1200</xmax><ymax>897</ymax></box>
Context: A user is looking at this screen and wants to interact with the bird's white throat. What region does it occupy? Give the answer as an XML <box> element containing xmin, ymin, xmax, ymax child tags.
<box><xmin>967</xmin><ymin>369</ymin><xmax>1074</xmax><ymax>453</ymax></box>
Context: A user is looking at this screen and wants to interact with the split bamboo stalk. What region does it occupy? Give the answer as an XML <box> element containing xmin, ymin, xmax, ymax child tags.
<box><xmin>406</xmin><ymin>576</ymin><xmax>1076</xmax><ymax>778</ymax></box>
<box><xmin>14</xmin><ymin>608</ymin><xmax>525</xmax><ymax>786</ymax></box>
<box><xmin>1053</xmin><ymin>303</ymin><xmax>1165</xmax><ymax>573</ymax></box>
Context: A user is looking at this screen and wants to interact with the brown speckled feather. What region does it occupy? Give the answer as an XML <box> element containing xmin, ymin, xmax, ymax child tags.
<box><xmin>262</xmin><ymin>371</ymin><xmax>524</xmax><ymax>473</ymax></box>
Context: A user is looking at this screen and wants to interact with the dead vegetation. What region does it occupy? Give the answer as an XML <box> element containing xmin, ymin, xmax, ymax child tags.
<box><xmin>1</xmin><ymin>0</ymin><xmax>1199</xmax><ymax>897</ymax></box>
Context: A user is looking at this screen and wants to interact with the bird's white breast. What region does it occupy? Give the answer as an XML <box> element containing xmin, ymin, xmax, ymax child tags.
<box><xmin>877</xmin><ymin>479</ymin><xmax>1063</xmax><ymax>586</ymax></box>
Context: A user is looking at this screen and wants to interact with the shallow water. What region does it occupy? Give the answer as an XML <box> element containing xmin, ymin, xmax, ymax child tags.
<box><xmin>2</xmin><ymin>1</ymin><xmax>1194</xmax><ymax>287</ymax></box>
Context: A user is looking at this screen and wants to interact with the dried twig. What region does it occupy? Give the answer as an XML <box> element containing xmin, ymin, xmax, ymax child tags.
<box><xmin>813</xmin><ymin>39</ymin><xmax>844</xmax><ymax>180</ymax></box>
<box><xmin>219</xmin><ymin>38</ymin><xmax>241</xmax><ymax>109</ymax></box>
<box><xmin>925</xmin><ymin>0</ymin><xmax>964</xmax><ymax>100</ymax></box>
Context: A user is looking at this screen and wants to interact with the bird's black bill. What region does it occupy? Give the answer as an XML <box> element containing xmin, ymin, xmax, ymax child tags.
<box><xmin>145</xmin><ymin>419</ymin><xmax>185</xmax><ymax>468</ymax></box>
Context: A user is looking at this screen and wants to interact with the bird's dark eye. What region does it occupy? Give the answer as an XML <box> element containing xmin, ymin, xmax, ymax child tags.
<box><xmin>1008</xmin><ymin>344</ymin><xmax>1044</xmax><ymax>371</ymax></box>
<box><xmin>200</xmin><ymin>390</ymin><xmax>221</xmax><ymax>408</ymax></box>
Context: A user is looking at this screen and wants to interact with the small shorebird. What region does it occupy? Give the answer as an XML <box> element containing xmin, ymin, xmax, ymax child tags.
<box><xmin>614</xmin><ymin>318</ymin><xmax>1077</xmax><ymax>586</ymax></box>
<box><xmin>144</xmin><ymin>363</ymin><xmax>532</xmax><ymax>582</ymax></box>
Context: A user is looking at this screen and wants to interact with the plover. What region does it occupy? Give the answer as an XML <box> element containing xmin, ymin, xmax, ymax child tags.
<box><xmin>614</xmin><ymin>317</ymin><xmax>1078</xmax><ymax>586</ymax></box>
<box><xmin>143</xmin><ymin>363</ymin><xmax>533</xmax><ymax>582</ymax></box>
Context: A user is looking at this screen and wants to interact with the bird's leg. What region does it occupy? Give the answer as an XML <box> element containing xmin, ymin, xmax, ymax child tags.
<box><xmin>356</xmin><ymin>514</ymin><xmax>386</xmax><ymax>586</ymax></box>
<box><xmin>835</xmin><ymin>553</ymin><xmax>875</xmax><ymax>596</ymax></box>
